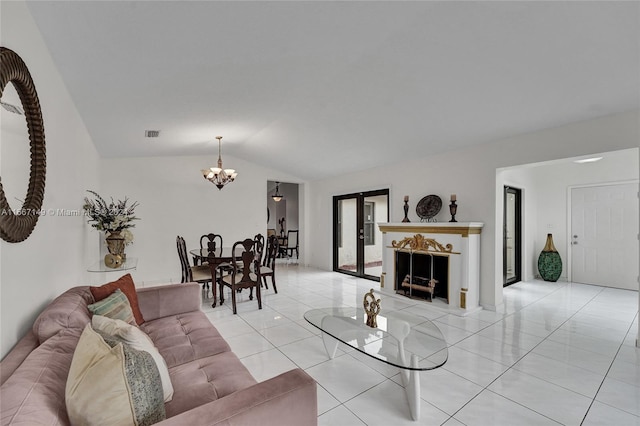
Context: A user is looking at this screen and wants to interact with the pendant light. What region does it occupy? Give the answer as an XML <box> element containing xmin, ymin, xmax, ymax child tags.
<box><xmin>272</xmin><ymin>182</ymin><xmax>283</xmax><ymax>202</ymax></box>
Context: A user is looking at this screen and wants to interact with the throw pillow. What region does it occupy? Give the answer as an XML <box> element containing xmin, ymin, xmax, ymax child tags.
<box><xmin>90</xmin><ymin>273</ymin><xmax>145</xmax><ymax>325</ymax></box>
<box><xmin>92</xmin><ymin>314</ymin><xmax>174</xmax><ymax>402</ymax></box>
<box><xmin>88</xmin><ymin>289</ymin><xmax>135</xmax><ymax>324</ymax></box>
<box><xmin>66</xmin><ymin>324</ymin><xmax>166</xmax><ymax>426</ymax></box>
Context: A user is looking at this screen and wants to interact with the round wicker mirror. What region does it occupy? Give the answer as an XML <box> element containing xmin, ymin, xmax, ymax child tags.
<box><xmin>0</xmin><ymin>47</ymin><xmax>46</xmax><ymax>243</ymax></box>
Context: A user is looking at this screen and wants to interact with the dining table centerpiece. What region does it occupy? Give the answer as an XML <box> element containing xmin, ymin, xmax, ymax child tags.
<box><xmin>83</xmin><ymin>190</ymin><xmax>139</xmax><ymax>267</ymax></box>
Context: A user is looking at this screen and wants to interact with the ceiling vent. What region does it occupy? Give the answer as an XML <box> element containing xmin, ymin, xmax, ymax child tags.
<box><xmin>145</xmin><ymin>130</ymin><xmax>160</xmax><ymax>138</ymax></box>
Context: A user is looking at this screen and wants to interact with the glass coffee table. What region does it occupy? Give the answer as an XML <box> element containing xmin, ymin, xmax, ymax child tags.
<box><xmin>304</xmin><ymin>307</ymin><xmax>448</xmax><ymax>421</ymax></box>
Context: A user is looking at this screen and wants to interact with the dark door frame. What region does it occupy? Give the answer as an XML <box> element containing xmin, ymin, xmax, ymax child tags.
<box><xmin>503</xmin><ymin>186</ymin><xmax>522</xmax><ymax>287</ymax></box>
<box><xmin>333</xmin><ymin>189</ymin><xmax>389</xmax><ymax>280</ymax></box>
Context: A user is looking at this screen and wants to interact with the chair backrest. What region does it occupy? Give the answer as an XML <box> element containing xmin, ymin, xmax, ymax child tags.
<box><xmin>200</xmin><ymin>233</ymin><xmax>223</xmax><ymax>253</ymax></box>
<box><xmin>254</xmin><ymin>233</ymin><xmax>265</xmax><ymax>264</ymax></box>
<box><xmin>263</xmin><ymin>235</ymin><xmax>279</xmax><ymax>269</ymax></box>
<box><xmin>231</xmin><ymin>238</ymin><xmax>260</xmax><ymax>285</ymax></box>
<box><xmin>286</xmin><ymin>230</ymin><xmax>299</xmax><ymax>249</ymax></box>
<box><xmin>176</xmin><ymin>236</ymin><xmax>193</xmax><ymax>282</ymax></box>
<box><xmin>267</xmin><ymin>228</ymin><xmax>276</xmax><ymax>237</ymax></box>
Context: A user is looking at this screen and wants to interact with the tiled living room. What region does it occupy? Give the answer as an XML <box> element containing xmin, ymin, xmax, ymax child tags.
<box><xmin>208</xmin><ymin>264</ymin><xmax>639</xmax><ymax>425</ymax></box>
<box><xmin>2</xmin><ymin>1</ymin><xmax>639</xmax><ymax>425</ymax></box>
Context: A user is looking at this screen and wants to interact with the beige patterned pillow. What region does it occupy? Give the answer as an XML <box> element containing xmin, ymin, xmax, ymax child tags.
<box><xmin>87</xmin><ymin>288</ymin><xmax>135</xmax><ymax>324</ymax></box>
<box><xmin>92</xmin><ymin>314</ymin><xmax>174</xmax><ymax>402</ymax></box>
<box><xmin>65</xmin><ymin>324</ymin><xmax>165</xmax><ymax>426</ymax></box>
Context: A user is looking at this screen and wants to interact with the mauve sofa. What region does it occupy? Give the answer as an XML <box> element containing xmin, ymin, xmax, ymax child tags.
<box><xmin>0</xmin><ymin>282</ymin><xmax>317</xmax><ymax>425</ymax></box>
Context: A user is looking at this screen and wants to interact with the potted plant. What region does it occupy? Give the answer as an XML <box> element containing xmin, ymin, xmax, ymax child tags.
<box><xmin>83</xmin><ymin>190</ymin><xmax>139</xmax><ymax>265</ymax></box>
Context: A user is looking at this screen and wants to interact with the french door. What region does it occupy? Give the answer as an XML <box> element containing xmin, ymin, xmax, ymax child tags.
<box><xmin>503</xmin><ymin>186</ymin><xmax>522</xmax><ymax>286</ymax></box>
<box><xmin>333</xmin><ymin>189</ymin><xmax>389</xmax><ymax>280</ymax></box>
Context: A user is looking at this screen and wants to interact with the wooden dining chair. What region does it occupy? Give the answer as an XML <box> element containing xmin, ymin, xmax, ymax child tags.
<box><xmin>260</xmin><ymin>235</ymin><xmax>279</xmax><ymax>293</ymax></box>
<box><xmin>283</xmin><ymin>229</ymin><xmax>299</xmax><ymax>259</ymax></box>
<box><xmin>220</xmin><ymin>238</ymin><xmax>262</xmax><ymax>314</ymax></box>
<box><xmin>206</xmin><ymin>250</ymin><xmax>231</xmax><ymax>308</ymax></box>
<box><xmin>195</xmin><ymin>233</ymin><xmax>223</xmax><ymax>265</ymax></box>
<box><xmin>176</xmin><ymin>236</ymin><xmax>212</xmax><ymax>295</ymax></box>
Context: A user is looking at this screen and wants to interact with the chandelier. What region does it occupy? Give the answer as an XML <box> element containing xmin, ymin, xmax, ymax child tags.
<box><xmin>201</xmin><ymin>136</ymin><xmax>237</xmax><ymax>190</ymax></box>
<box><xmin>272</xmin><ymin>182</ymin><xmax>283</xmax><ymax>202</ymax></box>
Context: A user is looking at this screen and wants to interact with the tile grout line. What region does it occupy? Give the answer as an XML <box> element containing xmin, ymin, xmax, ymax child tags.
<box><xmin>579</xmin><ymin>308</ymin><xmax>640</xmax><ymax>424</ymax></box>
<box><xmin>443</xmin><ymin>283</ymin><xmax>609</xmax><ymax>424</ymax></box>
<box><xmin>205</xmin><ymin>270</ymin><xmax>638</xmax><ymax>425</ymax></box>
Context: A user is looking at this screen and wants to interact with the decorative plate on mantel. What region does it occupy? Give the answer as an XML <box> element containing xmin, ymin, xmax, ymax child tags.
<box><xmin>416</xmin><ymin>195</ymin><xmax>442</xmax><ymax>221</ymax></box>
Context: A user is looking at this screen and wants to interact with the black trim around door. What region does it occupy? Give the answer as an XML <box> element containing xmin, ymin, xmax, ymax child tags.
<box><xmin>333</xmin><ymin>189</ymin><xmax>389</xmax><ymax>281</ymax></box>
<box><xmin>503</xmin><ymin>186</ymin><xmax>522</xmax><ymax>287</ymax></box>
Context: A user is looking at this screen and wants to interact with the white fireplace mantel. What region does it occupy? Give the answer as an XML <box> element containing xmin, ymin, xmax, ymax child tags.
<box><xmin>378</xmin><ymin>222</ymin><xmax>483</xmax><ymax>313</ymax></box>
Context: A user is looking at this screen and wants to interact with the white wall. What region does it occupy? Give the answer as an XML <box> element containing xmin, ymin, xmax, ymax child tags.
<box><xmin>307</xmin><ymin>110</ymin><xmax>640</xmax><ymax>311</ymax></box>
<box><xmin>498</xmin><ymin>148</ymin><xmax>639</xmax><ymax>283</ymax></box>
<box><xmin>0</xmin><ymin>1</ymin><xmax>101</xmax><ymax>358</ymax></box>
<box><xmin>100</xmin><ymin>156</ymin><xmax>304</xmax><ymax>285</ymax></box>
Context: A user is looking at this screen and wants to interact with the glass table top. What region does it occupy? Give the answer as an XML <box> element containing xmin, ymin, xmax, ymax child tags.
<box><xmin>304</xmin><ymin>307</ymin><xmax>448</xmax><ymax>370</ymax></box>
<box><xmin>87</xmin><ymin>257</ymin><xmax>138</xmax><ymax>273</ymax></box>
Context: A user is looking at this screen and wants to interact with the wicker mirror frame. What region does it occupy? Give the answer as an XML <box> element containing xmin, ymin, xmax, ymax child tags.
<box><xmin>0</xmin><ymin>47</ymin><xmax>46</xmax><ymax>243</ymax></box>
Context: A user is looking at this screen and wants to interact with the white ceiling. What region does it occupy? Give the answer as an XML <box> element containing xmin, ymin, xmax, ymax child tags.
<box><xmin>24</xmin><ymin>1</ymin><xmax>640</xmax><ymax>181</ymax></box>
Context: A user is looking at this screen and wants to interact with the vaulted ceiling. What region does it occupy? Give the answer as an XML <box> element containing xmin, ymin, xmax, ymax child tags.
<box><xmin>24</xmin><ymin>1</ymin><xmax>640</xmax><ymax>180</ymax></box>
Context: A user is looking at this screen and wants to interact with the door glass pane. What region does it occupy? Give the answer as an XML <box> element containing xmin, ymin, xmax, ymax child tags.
<box><xmin>337</xmin><ymin>198</ymin><xmax>358</xmax><ymax>272</ymax></box>
<box><xmin>505</xmin><ymin>191</ymin><xmax>516</xmax><ymax>283</ymax></box>
<box><xmin>364</xmin><ymin>202</ymin><xmax>375</xmax><ymax>245</ymax></box>
<box><xmin>364</xmin><ymin>195</ymin><xmax>387</xmax><ymax>277</ymax></box>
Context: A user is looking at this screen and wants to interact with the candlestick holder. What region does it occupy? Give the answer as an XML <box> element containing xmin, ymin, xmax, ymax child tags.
<box><xmin>449</xmin><ymin>200</ymin><xmax>458</xmax><ymax>222</ymax></box>
<box><xmin>402</xmin><ymin>198</ymin><xmax>410</xmax><ymax>223</ymax></box>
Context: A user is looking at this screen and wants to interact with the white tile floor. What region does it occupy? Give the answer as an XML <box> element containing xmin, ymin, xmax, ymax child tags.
<box><xmin>200</xmin><ymin>264</ymin><xmax>640</xmax><ymax>425</ymax></box>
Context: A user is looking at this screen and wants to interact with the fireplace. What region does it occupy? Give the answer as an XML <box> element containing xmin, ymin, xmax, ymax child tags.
<box><xmin>378</xmin><ymin>222</ymin><xmax>483</xmax><ymax>312</ymax></box>
<box><xmin>395</xmin><ymin>251</ymin><xmax>449</xmax><ymax>302</ymax></box>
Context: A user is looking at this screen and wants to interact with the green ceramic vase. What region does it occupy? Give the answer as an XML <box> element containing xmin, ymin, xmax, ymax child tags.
<box><xmin>538</xmin><ymin>233</ymin><xmax>562</xmax><ymax>282</ymax></box>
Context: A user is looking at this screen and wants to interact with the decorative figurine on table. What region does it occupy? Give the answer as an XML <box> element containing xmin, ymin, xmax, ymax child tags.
<box><xmin>279</xmin><ymin>217</ymin><xmax>286</xmax><ymax>237</ymax></box>
<box><xmin>363</xmin><ymin>289</ymin><xmax>381</xmax><ymax>328</ymax></box>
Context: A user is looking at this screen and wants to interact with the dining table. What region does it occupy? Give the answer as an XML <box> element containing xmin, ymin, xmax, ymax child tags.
<box><xmin>189</xmin><ymin>246</ymin><xmax>244</xmax><ymax>308</ymax></box>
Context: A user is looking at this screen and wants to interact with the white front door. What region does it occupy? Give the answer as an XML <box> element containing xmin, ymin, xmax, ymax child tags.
<box><xmin>571</xmin><ymin>182</ymin><xmax>639</xmax><ymax>290</ymax></box>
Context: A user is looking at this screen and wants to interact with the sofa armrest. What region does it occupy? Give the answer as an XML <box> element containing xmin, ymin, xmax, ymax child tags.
<box><xmin>0</xmin><ymin>330</ymin><xmax>39</xmax><ymax>386</ymax></box>
<box><xmin>137</xmin><ymin>283</ymin><xmax>202</xmax><ymax>321</ymax></box>
<box><xmin>156</xmin><ymin>368</ymin><xmax>317</xmax><ymax>426</ymax></box>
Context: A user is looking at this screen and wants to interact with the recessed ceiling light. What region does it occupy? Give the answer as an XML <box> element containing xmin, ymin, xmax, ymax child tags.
<box><xmin>574</xmin><ymin>157</ymin><xmax>603</xmax><ymax>164</ymax></box>
<box><xmin>145</xmin><ymin>130</ymin><xmax>160</xmax><ymax>138</ymax></box>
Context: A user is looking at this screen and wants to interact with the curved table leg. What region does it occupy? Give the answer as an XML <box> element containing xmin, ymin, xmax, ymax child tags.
<box><xmin>390</xmin><ymin>321</ymin><xmax>420</xmax><ymax>421</ymax></box>
<box><xmin>317</xmin><ymin>316</ymin><xmax>423</xmax><ymax>421</ymax></box>
<box><xmin>321</xmin><ymin>332</ymin><xmax>340</xmax><ymax>359</ymax></box>
<box><xmin>404</xmin><ymin>354</ymin><xmax>420</xmax><ymax>421</ymax></box>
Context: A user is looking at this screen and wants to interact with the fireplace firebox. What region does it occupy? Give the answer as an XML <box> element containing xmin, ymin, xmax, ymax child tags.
<box><xmin>395</xmin><ymin>251</ymin><xmax>449</xmax><ymax>302</ymax></box>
